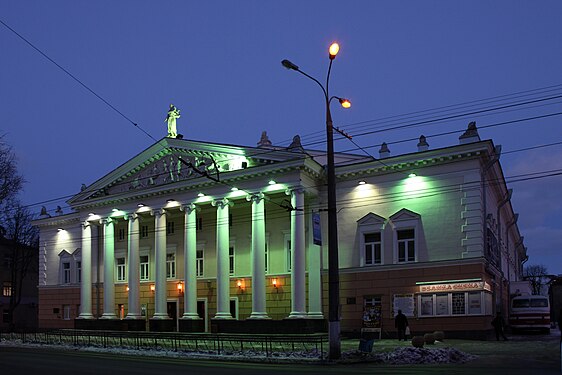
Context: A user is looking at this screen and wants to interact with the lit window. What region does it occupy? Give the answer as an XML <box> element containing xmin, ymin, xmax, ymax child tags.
<box><xmin>166</xmin><ymin>253</ymin><xmax>176</xmax><ymax>279</ymax></box>
<box><xmin>2</xmin><ymin>282</ymin><xmax>12</xmax><ymax>297</ymax></box>
<box><xmin>116</xmin><ymin>257</ymin><xmax>126</xmax><ymax>282</ymax></box>
<box><xmin>140</xmin><ymin>255</ymin><xmax>149</xmax><ymax>281</ymax></box>
<box><xmin>418</xmin><ymin>292</ymin><xmax>485</xmax><ymax>317</ymax></box>
<box><xmin>397</xmin><ymin>229</ymin><xmax>415</xmax><ymax>263</ymax></box>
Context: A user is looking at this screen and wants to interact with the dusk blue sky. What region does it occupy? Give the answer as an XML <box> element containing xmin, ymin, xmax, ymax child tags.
<box><xmin>1</xmin><ymin>1</ymin><xmax>561</xmax><ymax>274</ymax></box>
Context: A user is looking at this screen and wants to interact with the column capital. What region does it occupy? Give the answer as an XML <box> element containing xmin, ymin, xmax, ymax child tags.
<box><xmin>212</xmin><ymin>198</ymin><xmax>231</xmax><ymax>208</ymax></box>
<box><xmin>246</xmin><ymin>192</ymin><xmax>265</xmax><ymax>203</ymax></box>
<box><xmin>99</xmin><ymin>217</ymin><xmax>115</xmax><ymax>226</ymax></box>
<box><xmin>285</xmin><ymin>187</ymin><xmax>305</xmax><ymax>196</ymax></box>
<box><xmin>125</xmin><ymin>212</ymin><xmax>139</xmax><ymax>221</ymax></box>
<box><xmin>183</xmin><ymin>203</ymin><xmax>197</xmax><ymax>214</ymax></box>
<box><xmin>154</xmin><ymin>208</ymin><xmax>166</xmax><ymax>218</ymax></box>
<box><xmin>82</xmin><ymin>220</ymin><xmax>92</xmax><ymax>229</ymax></box>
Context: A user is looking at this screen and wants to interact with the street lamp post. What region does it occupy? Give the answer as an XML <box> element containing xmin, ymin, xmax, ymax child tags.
<box><xmin>282</xmin><ymin>43</ymin><xmax>351</xmax><ymax>360</ymax></box>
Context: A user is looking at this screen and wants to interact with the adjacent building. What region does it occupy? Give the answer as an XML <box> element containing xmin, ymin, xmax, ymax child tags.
<box><xmin>33</xmin><ymin>122</ymin><xmax>525</xmax><ymax>337</ymax></box>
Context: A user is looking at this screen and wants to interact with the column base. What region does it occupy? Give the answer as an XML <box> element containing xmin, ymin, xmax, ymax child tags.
<box><xmin>99</xmin><ymin>313</ymin><xmax>118</xmax><ymax>320</ymax></box>
<box><xmin>125</xmin><ymin>313</ymin><xmax>143</xmax><ymax>320</ymax></box>
<box><xmin>307</xmin><ymin>312</ymin><xmax>325</xmax><ymax>319</ymax></box>
<box><xmin>76</xmin><ymin>313</ymin><xmax>95</xmax><ymax>320</ymax></box>
<box><xmin>248</xmin><ymin>312</ymin><xmax>271</xmax><ymax>319</ymax></box>
<box><xmin>151</xmin><ymin>313</ymin><xmax>170</xmax><ymax>320</ymax></box>
<box><xmin>287</xmin><ymin>311</ymin><xmax>308</xmax><ymax>319</ymax></box>
<box><xmin>181</xmin><ymin>313</ymin><xmax>201</xmax><ymax>320</ymax></box>
<box><xmin>213</xmin><ymin>312</ymin><xmax>234</xmax><ymax>319</ymax></box>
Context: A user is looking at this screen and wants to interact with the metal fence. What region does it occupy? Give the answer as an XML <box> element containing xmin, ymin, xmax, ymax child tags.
<box><xmin>0</xmin><ymin>330</ymin><xmax>328</xmax><ymax>359</ymax></box>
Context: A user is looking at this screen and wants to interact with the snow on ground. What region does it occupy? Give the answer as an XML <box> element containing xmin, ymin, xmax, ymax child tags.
<box><xmin>0</xmin><ymin>338</ymin><xmax>476</xmax><ymax>365</ymax></box>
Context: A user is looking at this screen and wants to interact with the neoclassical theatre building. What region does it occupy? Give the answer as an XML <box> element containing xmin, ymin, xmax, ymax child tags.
<box><xmin>34</xmin><ymin>122</ymin><xmax>525</xmax><ymax>337</ymax></box>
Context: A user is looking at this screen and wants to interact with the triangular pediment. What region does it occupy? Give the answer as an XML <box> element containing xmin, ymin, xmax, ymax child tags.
<box><xmin>68</xmin><ymin>137</ymin><xmax>309</xmax><ymax>205</ymax></box>
<box><xmin>357</xmin><ymin>212</ymin><xmax>386</xmax><ymax>226</ymax></box>
<box><xmin>389</xmin><ymin>208</ymin><xmax>421</xmax><ymax>222</ymax></box>
<box><xmin>58</xmin><ymin>249</ymin><xmax>72</xmax><ymax>258</ymax></box>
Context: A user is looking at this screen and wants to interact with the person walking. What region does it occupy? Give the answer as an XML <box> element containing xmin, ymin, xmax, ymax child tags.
<box><xmin>395</xmin><ymin>309</ymin><xmax>409</xmax><ymax>341</ymax></box>
<box><xmin>491</xmin><ymin>312</ymin><xmax>508</xmax><ymax>341</ymax></box>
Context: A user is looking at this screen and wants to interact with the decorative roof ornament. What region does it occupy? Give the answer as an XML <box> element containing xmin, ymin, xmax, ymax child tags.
<box><xmin>459</xmin><ymin>121</ymin><xmax>480</xmax><ymax>144</ymax></box>
<box><xmin>165</xmin><ymin>104</ymin><xmax>181</xmax><ymax>138</ymax></box>
<box><xmin>379</xmin><ymin>142</ymin><xmax>391</xmax><ymax>159</ymax></box>
<box><xmin>287</xmin><ymin>135</ymin><xmax>304</xmax><ymax>152</ymax></box>
<box><xmin>417</xmin><ymin>135</ymin><xmax>429</xmax><ymax>152</ymax></box>
<box><xmin>39</xmin><ymin>206</ymin><xmax>51</xmax><ymax>218</ymax></box>
<box><xmin>257</xmin><ymin>131</ymin><xmax>273</xmax><ymax>148</ymax></box>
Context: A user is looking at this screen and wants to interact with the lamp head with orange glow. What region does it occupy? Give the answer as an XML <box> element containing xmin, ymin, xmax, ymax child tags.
<box><xmin>339</xmin><ymin>98</ymin><xmax>351</xmax><ymax>108</ymax></box>
<box><xmin>329</xmin><ymin>43</ymin><xmax>340</xmax><ymax>60</ymax></box>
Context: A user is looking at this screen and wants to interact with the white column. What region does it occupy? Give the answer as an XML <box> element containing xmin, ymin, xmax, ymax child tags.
<box><xmin>288</xmin><ymin>188</ymin><xmax>307</xmax><ymax>318</ymax></box>
<box><xmin>308</xmin><ymin>212</ymin><xmax>324</xmax><ymax>319</ymax></box>
<box><xmin>78</xmin><ymin>221</ymin><xmax>94</xmax><ymax>319</ymax></box>
<box><xmin>126</xmin><ymin>214</ymin><xmax>141</xmax><ymax>319</ymax></box>
<box><xmin>152</xmin><ymin>209</ymin><xmax>169</xmax><ymax>319</ymax></box>
<box><xmin>213</xmin><ymin>198</ymin><xmax>232</xmax><ymax>319</ymax></box>
<box><xmin>182</xmin><ymin>204</ymin><xmax>200</xmax><ymax>319</ymax></box>
<box><xmin>247</xmin><ymin>193</ymin><xmax>269</xmax><ymax>319</ymax></box>
<box><xmin>101</xmin><ymin>218</ymin><xmax>117</xmax><ymax>319</ymax></box>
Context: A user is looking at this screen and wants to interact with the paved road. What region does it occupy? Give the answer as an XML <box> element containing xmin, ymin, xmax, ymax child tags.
<box><xmin>1</xmin><ymin>332</ymin><xmax>560</xmax><ymax>375</ymax></box>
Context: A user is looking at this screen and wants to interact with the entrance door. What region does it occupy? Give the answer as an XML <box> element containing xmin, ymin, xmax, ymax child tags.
<box><xmin>197</xmin><ymin>299</ymin><xmax>207</xmax><ymax>332</ymax></box>
<box><xmin>167</xmin><ymin>301</ymin><xmax>178</xmax><ymax>331</ymax></box>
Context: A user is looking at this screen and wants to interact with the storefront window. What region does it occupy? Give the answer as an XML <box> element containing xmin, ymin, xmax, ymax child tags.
<box><xmin>418</xmin><ymin>291</ymin><xmax>486</xmax><ymax>317</ymax></box>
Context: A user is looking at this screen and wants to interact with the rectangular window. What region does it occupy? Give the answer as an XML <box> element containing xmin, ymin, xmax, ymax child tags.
<box><xmin>285</xmin><ymin>238</ymin><xmax>292</xmax><ymax>272</ymax></box>
<box><xmin>166</xmin><ymin>221</ymin><xmax>175</xmax><ymax>235</ymax></box>
<box><xmin>419</xmin><ymin>292</ymin><xmax>485</xmax><ymax>317</ymax></box>
<box><xmin>397</xmin><ymin>229</ymin><xmax>415</xmax><ymax>263</ymax></box>
<box><xmin>76</xmin><ymin>261</ymin><xmax>82</xmax><ymax>283</ymax></box>
<box><xmin>140</xmin><ymin>255</ymin><xmax>149</xmax><ymax>281</ymax></box>
<box><xmin>166</xmin><ymin>253</ymin><xmax>176</xmax><ymax>279</ymax></box>
<box><xmin>468</xmin><ymin>292</ymin><xmax>482</xmax><ymax>314</ymax></box>
<box><xmin>452</xmin><ymin>292</ymin><xmax>466</xmax><ymax>315</ymax></box>
<box><xmin>62</xmin><ymin>305</ymin><xmax>70</xmax><ymax>320</ymax></box>
<box><xmin>118</xmin><ymin>228</ymin><xmax>126</xmax><ymax>241</ymax></box>
<box><xmin>229</xmin><ymin>214</ymin><xmax>233</xmax><ymax>228</ymax></box>
<box><xmin>264</xmin><ymin>243</ymin><xmax>269</xmax><ymax>274</ymax></box>
<box><xmin>229</xmin><ymin>246</ymin><xmax>235</xmax><ymax>275</ymax></box>
<box><xmin>364</xmin><ymin>232</ymin><xmax>381</xmax><ymax>265</ymax></box>
<box><xmin>2</xmin><ymin>282</ymin><xmax>12</xmax><ymax>297</ymax></box>
<box><xmin>141</xmin><ymin>225</ymin><xmax>149</xmax><ymax>238</ymax></box>
<box><xmin>435</xmin><ymin>293</ymin><xmax>449</xmax><ymax>315</ymax></box>
<box><xmin>420</xmin><ymin>294</ymin><xmax>433</xmax><ymax>316</ymax></box>
<box><xmin>63</xmin><ymin>262</ymin><xmax>71</xmax><ymax>284</ymax></box>
<box><xmin>197</xmin><ymin>217</ymin><xmax>203</xmax><ymax>231</ymax></box>
<box><xmin>3</xmin><ymin>310</ymin><xmax>12</xmax><ymax>323</ymax></box>
<box><xmin>196</xmin><ymin>250</ymin><xmax>204</xmax><ymax>277</ymax></box>
<box><xmin>63</xmin><ymin>305</ymin><xmax>71</xmax><ymax>320</ymax></box>
<box><xmin>116</xmin><ymin>257</ymin><xmax>126</xmax><ymax>282</ymax></box>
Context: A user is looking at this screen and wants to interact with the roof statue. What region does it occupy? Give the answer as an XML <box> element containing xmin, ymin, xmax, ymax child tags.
<box><xmin>257</xmin><ymin>131</ymin><xmax>273</xmax><ymax>148</ymax></box>
<box><xmin>165</xmin><ymin>104</ymin><xmax>181</xmax><ymax>138</ymax></box>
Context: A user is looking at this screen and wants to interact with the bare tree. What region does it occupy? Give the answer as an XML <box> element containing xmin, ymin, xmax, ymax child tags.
<box><xmin>524</xmin><ymin>264</ymin><xmax>549</xmax><ymax>295</ymax></box>
<box><xmin>1</xmin><ymin>200</ymin><xmax>38</xmax><ymax>330</ymax></box>
<box><xmin>0</xmin><ymin>137</ymin><xmax>24</xmax><ymax>206</ymax></box>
